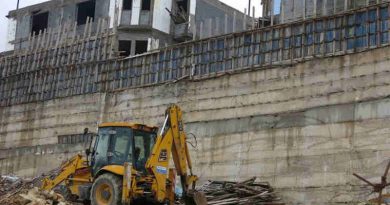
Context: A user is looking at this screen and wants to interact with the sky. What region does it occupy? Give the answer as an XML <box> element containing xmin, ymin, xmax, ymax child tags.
<box><xmin>0</xmin><ymin>0</ymin><xmax>263</xmax><ymax>52</ymax></box>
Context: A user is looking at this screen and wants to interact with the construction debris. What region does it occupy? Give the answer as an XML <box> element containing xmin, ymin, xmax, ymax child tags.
<box><xmin>0</xmin><ymin>176</ymin><xmax>23</xmax><ymax>197</ymax></box>
<box><xmin>0</xmin><ymin>175</ymin><xmax>72</xmax><ymax>205</ymax></box>
<box><xmin>353</xmin><ymin>160</ymin><xmax>390</xmax><ymax>205</ymax></box>
<box><xmin>1</xmin><ymin>174</ymin><xmax>284</xmax><ymax>205</ymax></box>
<box><xmin>196</xmin><ymin>177</ymin><xmax>284</xmax><ymax>205</ymax></box>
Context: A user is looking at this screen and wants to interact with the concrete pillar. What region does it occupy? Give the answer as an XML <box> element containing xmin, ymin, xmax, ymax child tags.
<box><xmin>193</xmin><ymin>20</ymin><xmax>197</xmax><ymax>41</ymax></box>
<box><xmin>252</xmin><ymin>6</ymin><xmax>255</xmax><ymax>29</ymax></box>
<box><xmin>323</xmin><ymin>0</ymin><xmax>327</xmax><ymax>16</ymax></box>
<box><xmin>224</xmin><ymin>14</ymin><xmax>228</xmax><ymax>34</ymax></box>
<box><xmin>243</xmin><ymin>8</ymin><xmax>247</xmax><ymax>31</ymax></box>
<box><xmin>233</xmin><ymin>11</ymin><xmax>236</xmax><ymax>32</ymax></box>
<box><xmin>280</xmin><ymin>0</ymin><xmax>284</xmax><ymax>24</ymax></box>
<box><xmin>200</xmin><ymin>21</ymin><xmax>204</xmax><ymax>39</ymax></box>
<box><xmin>215</xmin><ymin>17</ymin><xmax>220</xmax><ymax>36</ymax></box>
<box><xmin>271</xmin><ymin>0</ymin><xmax>274</xmax><ymax>26</ymax></box>
<box><xmin>60</xmin><ymin>0</ymin><xmax>64</xmax><ymax>25</ymax></box>
<box><xmin>208</xmin><ymin>18</ymin><xmax>213</xmax><ymax>37</ymax></box>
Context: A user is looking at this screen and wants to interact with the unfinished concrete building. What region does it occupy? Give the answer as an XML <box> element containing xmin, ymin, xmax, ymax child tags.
<box><xmin>1</xmin><ymin>0</ymin><xmax>390</xmax><ymax>204</ymax></box>
<box><xmin>262</xmin><ymin>0</ymin><xmax>390</xmax><ymax>24</ymax></box>
<box><xmin>6</xmin><ymin>0</ymin><xmax>249</xmax><ymax>56</ymax></box>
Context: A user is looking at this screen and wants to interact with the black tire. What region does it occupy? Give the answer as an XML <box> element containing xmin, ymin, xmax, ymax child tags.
<box><xmin>90</xmin><ymin>173</ymin><xmax>122</xmax><ymax>205</ymax></box>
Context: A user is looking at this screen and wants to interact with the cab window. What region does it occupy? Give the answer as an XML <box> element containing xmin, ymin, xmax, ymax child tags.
<box><xmin>133</xmin><ymin>131</ymin><xmax>156</xmax><ymax>171</ymax></box>
<box><xmin>109</xmin><ymin>128</ymin><xmax>132</xmax><ymax>165</ymax></box>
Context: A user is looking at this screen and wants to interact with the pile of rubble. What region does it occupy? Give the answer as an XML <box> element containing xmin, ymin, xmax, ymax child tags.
<box><xmin>195</xmin><ymin>177</ymin><xmax>284</xmax><ymax>205</ymax></box>
<box><xmin>2</xmin><ymin>174</ymin><xmax>284</xmax><ymax>205</ymax></box>
<box><xmin>0</xmin><ymin>175</ymin><xmax>72</xmax><ymax>205</ymax></box>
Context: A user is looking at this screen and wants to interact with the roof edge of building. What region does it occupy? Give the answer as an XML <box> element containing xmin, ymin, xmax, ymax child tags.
<box><xmin>7</xmin><ymin>0</ymin><xmax>89</xmax><ymax>18</ymax></box>
<box><xmin>198</xmin><ymin>0</ymin><xmax>250</xmax><ymax>16</ymax></box>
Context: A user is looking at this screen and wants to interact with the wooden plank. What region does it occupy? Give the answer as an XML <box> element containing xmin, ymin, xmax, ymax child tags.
<box><xmin>71</xmin><ymin>30</ymin><xmax>80</xmax><ymax>65</ymax></box>
<box><xmin>84</xmin><ymin>17</ymin><xmax>93</xmax><ymax>62</ymax></box>
<box><xmin>43</xmin><ymin>28</ymin><xmax>53</xmax><ymax>70</ymax></box>
<box><xmin>91</xmin><ymin>18</ymin><xmax>102</xmax><ymax>62</ymax></box>
<box><xmin>52</xmin><ymin>21</ymin><xmax>63</xmax><ymax>66</ymax></box>
<box><xmin>109</xmin><ymin>4</ymin><xmax>119</xmax><ymax>59</ymax></box>
<box><xmin>119</xmin><ymin>60</ymin><xmax>124</xmax><ymax>89</ymax></box>
<box><xmin>16</xmin><ymin>47</ymin><xmax>23</xmax><ymax>75</ymax></box>
<box><xmin>55</xmin><ymin>67</ymin><xmax>62</xmax><ymax>98</ymax></box>
<box><xmin>102</xmin><ymin>17</ymin><xmax>110</xmax><ymax>61</ymax></box>
<box><xmin>58</xmin><ymin>21</ymin><xmax>70</xmax><ymax>66</ymax></box>
<box><xmin>66</xmin><ymin>22</ymin><xmax>77</xmax><ymax>65</ymax></box>
<box><xmin>66</xmin><ymin>66</ymin><xmax>73</xmax><ymax>97</ymax></box>
<box><xmin>37</xmin><ymin>29</ymin><xmax>47</xmax><ymax>72</ymax></box>
<box><xmin>79</xmin><ymin>17</ymin><xmax>90</xmax><ymax>63</ymax></box>
<box><xmin>31</xmin><ymin>30</ymin><xmax>43</xmax><ymax>74</ymax></box>
<box><xmin>25</xmin><ymin>33</ymin><xmax>35</xmax><ymax>72</ymax></box>
<box><xmin>80</xmin><ymin>65</ymin><xmax>87</xmax><ymax>94</ymax></box>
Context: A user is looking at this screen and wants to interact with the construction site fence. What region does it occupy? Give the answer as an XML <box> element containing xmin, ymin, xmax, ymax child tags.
<box><xmin>1</xmin><ymin>3</ymin><xmax>390</xmax><ymax>107</ymax></box>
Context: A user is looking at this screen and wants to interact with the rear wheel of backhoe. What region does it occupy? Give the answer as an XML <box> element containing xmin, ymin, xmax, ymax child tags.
<box><xmin>91</xmin><ymin>173</ymin><xmax>122</xmax><ymax>205</ymax></box>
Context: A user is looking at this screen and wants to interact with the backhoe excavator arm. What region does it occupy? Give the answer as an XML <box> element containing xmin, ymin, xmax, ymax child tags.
<box><xmin>145</xmin><ymin>104</ymin><xmax>198</xmax><ymax>202</ymax></box>
<box><xmin>41</xmin><ymin>154</ymin><xmax>90</xmax><ymax>191</ymax></box>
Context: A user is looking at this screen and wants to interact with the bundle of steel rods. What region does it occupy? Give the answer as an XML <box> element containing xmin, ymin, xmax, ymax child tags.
<box><xmin>196</xmin><ymin>177</ymin><xmax>284</xmax><ymax>205</ymax></box>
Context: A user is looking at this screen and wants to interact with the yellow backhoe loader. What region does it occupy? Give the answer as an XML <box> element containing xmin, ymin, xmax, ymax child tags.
<box><xmin>40</xmin><ymin>104</ymin><xmax>200</xmax><ymax>205</ymax></box>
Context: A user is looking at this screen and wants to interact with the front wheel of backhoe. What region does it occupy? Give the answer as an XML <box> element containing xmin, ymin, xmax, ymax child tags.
<box><xmin>90</xmin><ymin>173</ymin><xmax>122</xmax><ymax>205</ymax></box>
<box><xmin>54</xmin><ymin>185</ymin><xmax>77</xmax><ymax>201</ymax></box>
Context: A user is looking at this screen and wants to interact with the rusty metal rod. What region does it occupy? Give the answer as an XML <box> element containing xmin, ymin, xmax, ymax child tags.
<box><xmin>377</xmin><ymin>190</ymin><xmax>382</xmax><ymax>205</ymax></box>
<box><xmin>353</xmin><ymin>173</ymin><xmax>376</xmax><ymax>187</ymax></box>
<box><xmin>384</xmin><ymin>160</ymin><xmax>390</xmax><ymax>177</ymax></box>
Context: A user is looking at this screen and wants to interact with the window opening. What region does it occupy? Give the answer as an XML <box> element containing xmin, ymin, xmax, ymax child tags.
<box><xmin>31</xmin><ymin>12</ymin><xmax>48</xmax><ymax>35</ymax></box>
<box><xmin>176</xmin><ymin>0</ymin><xmax>188</xmax><ymax>13</ymax></box>
<box><xmin>142</xmin><ymin>0</ymin><xmax>151</xmax><ymax>11</ymax></box>
<box><xmin>135</xmin><ymin>41</ymin><xmax>148</xmax><ymax>54</ymax></box>
<box><xmin>123</xmin><ymin>0</ymin><xmax>133</xmax><ymax>10</ymax></box>
<box><xmin>119</xmin><ymin>40</ymin><xmax>132</xmax><ymax>57</ymax></box>
<box><xmin>273</xmin><ymin>0</ymin><xmax>281</xmax><ymax>15</ymax></box>
<box><xmin>77</xmin><ymin>0</ymin><xmax>96</xmax><ymax>25</ymax></box>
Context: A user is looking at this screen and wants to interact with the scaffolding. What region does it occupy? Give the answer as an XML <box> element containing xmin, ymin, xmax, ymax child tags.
<box><xmin>1</xmin><ymin>2</ymin><xmax>390</xmax><ymax>107</ymax></box>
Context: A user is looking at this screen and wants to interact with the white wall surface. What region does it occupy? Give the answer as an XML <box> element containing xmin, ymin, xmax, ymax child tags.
<box><xmin>117</xmin><ymin>0</ymin><xmax>124</xmax><ymax>26</ymax></box>
<box><xmin>5</xmin><ymin>18</ymin><xmax>17</xmax><ymax>51</ymax></box>
<box><xmin>190</xmin><ymin>0</ymin><xmax>196</xmax><ymax>15</ymax></box>
<box><xmin>109</xmin><ymin>0</ymin><xmax>117</xmax><ymax>28</ymax></box>
<box><xmin>152</xmin><ymin>0</ymin><xmax>173</xmax><ymax>34</ymax></box>
<box><xmin>131</xmin><ymin>0</ymin><xmax>141</xmax><ymax>25</ymax></box>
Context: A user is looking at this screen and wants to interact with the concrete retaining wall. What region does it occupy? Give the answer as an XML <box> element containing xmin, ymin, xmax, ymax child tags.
<box><xmin>1</xmin><ymin>46</ymin><xmax>390</xmax><ymax>204</ymax></box>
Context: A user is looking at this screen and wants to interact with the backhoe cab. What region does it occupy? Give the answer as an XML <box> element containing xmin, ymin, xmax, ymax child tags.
<box><xmin>88</xmin><ymin>123</ymin><xmax>160</xmax><ymax>205</ymax></box>
<box><xmin>90</xmin><ymin>123</ymin><xmax>157</xmax><ymax>176</ymax></box>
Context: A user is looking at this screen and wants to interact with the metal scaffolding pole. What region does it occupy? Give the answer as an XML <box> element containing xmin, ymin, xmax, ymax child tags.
<box><xmin>248</xmin><ymin>0</ymin><xmax>251</xmax><ymax>15</ymax></box>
